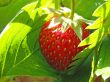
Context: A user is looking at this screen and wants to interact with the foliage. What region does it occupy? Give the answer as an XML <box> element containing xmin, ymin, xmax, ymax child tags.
<box><xmin>0</xmin><ymin>0</ymin><xmax>36</xmax><ymax>32</ymax></box>
<box><xmin>0</xmin><ymin>0</ymin><xmax>110</xmax><ymax>82</ymax></box>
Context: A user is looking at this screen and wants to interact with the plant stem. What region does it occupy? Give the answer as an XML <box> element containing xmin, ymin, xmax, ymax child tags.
<box><xmin>70</xmin><ymin>0</ymin><xmax>75</xmax><ymax>20</ymax></box>
<box><xmin>55</xmin><ymin>0</ymin><xmax>60</xmax><ymax>10</ymax></box>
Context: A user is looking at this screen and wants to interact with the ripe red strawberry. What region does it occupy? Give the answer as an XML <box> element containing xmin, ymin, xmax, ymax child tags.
<box><xmin>39</xmin><ymin>16</ymin><xmax>89</xmax><ymax>71</ymax></box>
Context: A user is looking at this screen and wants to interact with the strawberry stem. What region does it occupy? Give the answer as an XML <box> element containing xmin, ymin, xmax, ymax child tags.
<box><xmin>70</xmin><ymin>0</ymin><xmax>75</xmax><ymax>20</ymax></box>
<box><xmin>55</xmin><ymin>0</ymin><xmax>61</xmax><ymax>10</ymax></box>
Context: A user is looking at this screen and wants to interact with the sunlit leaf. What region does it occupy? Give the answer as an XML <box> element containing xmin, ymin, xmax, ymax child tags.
<box><xmin>0</xmin><ymin>0</ymin><xmax>36</xmax><ymax>32</ymax></box>
<box><xmin>79</xmin><ymin>28</ymin><xmax>104</xmax><ymax>48</ymax></box>
<box><xmin>86</xmin><ymin>18</ymin><xmax>103</xmax><ymax>30</ymax></box>
<box><xmin>0</xmin><ymin>2</ymin><xmax>57</xmax><ymax>78</ymax></box>
<box><xmin>92</xmin><ymin>1</ymin><xmax>110</xmax><ymax>32</ymax></box>
<box><xmin>0</xmin><ymin>0</ymin><xmax>55</xmax><ymax>32</ymax></box>
<box><xmin>93</xmin><ymin>2</ymin><xmax>110</xmax><ymax>17</ymax></box>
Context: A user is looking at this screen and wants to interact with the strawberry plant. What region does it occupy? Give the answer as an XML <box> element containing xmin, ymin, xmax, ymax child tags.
<box><xmin>0</xmin><ymin>0</ymin><xmax>110</xmax><ymax>82</ymax></box>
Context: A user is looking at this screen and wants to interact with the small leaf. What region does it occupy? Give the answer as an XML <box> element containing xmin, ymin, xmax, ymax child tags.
<box><xmin>79</xmin><ymin>28</ymin><xmax>104</xmax><ymax>48</ymax></box>
<box><xmin>89</xmin><ymin>1</ymin><xmax>110</xmax><ymax>35</ymax></box>
<box><xmin>86</xmin><ymin>18</ymin><xmax>103</xmax><ymax>30</ymax></box>
<box><xmin>93</xmin><ymin>2</ymin><xmax>110</xmax><ymax>17</ymax></box>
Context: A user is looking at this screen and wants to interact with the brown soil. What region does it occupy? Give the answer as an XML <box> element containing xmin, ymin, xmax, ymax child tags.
<box><xmin>7</xmin><ymin>76</ymin><xmax>55</xmax><ymax>82</ymax></box>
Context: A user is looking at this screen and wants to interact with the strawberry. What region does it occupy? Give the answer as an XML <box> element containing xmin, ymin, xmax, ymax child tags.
<box><xmin>39</xmin><ymin>16</ymin><xmax>89</xmax><ymax>71</ymax></box>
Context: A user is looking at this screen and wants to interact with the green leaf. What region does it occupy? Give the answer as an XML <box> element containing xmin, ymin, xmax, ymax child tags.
<box><xmin>80</xmin><ymin>1</ymin><xmax>110</xmax><ymax>48</ymax></box>
<box><xmin>91</xmin><ymin>1</ymin><xmax>110</xmax><ymax>32</ymax></box>
<box><xmin>95</xmin><ymin>35</ymin><xmax>110</xmax><ymax>80</ymax></box>
<box><xmin>0</xmin><ymin>0</ymin><xmax>54</xmax><ymax>32</ymax></box>
<box><xmin>62</xmin><ymin>0</ymin><xmax>104</xmax><ymax>20</ymax></box>
<box><xmin>0</xmin><ymin>1</ymin><xmax>57</xmax><ymax>78</ymax></box>
<box><xmin>86</xmin><ymin>17</ymin><xmax>103</xmax><ymax>30</ymax></box>
<box><xmin>0</xmin><ymin>0</ymin><xmax>36</xmax><ymax>32</ymax></box>
<box><xmin>40</xmin><ymin>0</ymin><xmax>54</xmax><ymax>8</ymax></box>
<box><xmin>79</xmin><ymin>28</ymin><xmax>104</xmax><ymax>48</ymax></box>
<box><xmin>93</xmin><ymin>1</ymin><xmax>110</xmax><ymax>17</ymax></box>
<box><xmin>83</xmin><ymin>1</ymin><xmax>110</xmax><ymax>81</ymax></box>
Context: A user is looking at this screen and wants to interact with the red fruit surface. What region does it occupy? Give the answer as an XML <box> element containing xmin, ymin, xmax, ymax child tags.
<box><xmin>39</xmin><ymin>17</ymin><xmax>89</xmax><ymax>71</ymax></box>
